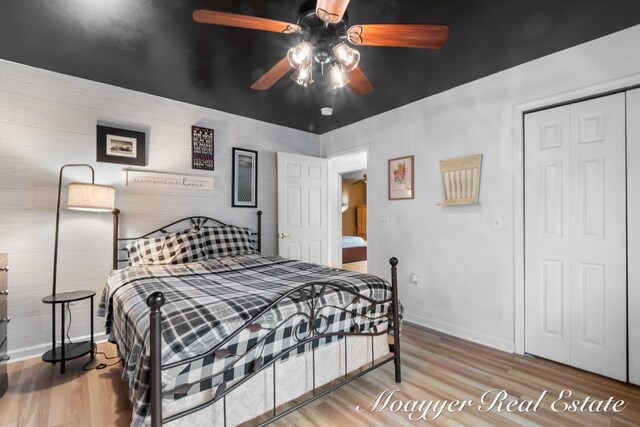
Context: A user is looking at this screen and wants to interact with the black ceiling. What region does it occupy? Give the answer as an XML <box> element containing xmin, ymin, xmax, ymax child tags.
<box><xmin>1</xmin><ymin>1</ymin><xmax>639</xmax><ymax>134</ymax></box>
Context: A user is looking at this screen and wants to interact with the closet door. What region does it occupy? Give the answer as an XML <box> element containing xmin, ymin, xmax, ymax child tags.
<box><xmin>568</xmin><ymin>94</ymin><xmax>626</xmax><ymax>381</ymax></box>
<box><xmin>525</xmin><ymin>93</ymin><xmax>627</xmax><ymax>381</ymax></box>
<box><xmin>525</xmin><ymin>105</ymin><xmax>572</xmax><ymax>365</ymax></box>
<box><xmin>628</xmin><ymin>88</ymin><xmax>640</xmax><ymax>386</ymax></box>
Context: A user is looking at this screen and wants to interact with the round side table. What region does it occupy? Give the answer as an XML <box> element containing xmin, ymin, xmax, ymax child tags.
<box><xmin>42</xmin><ymin>290</ymin><xmax>96</xmax><ymax>374</ymax></box>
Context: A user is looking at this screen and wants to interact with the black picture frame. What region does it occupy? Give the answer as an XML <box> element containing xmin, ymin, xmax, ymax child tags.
<box><xmin>191</xmin><ymin>126</ymin><xmax>214</xmax><ymax>170</ymax></box>
<box><xmin>232</xmin><ymin>147</ymin><xmax>258</xmax><ymax>208</ymax></box>
<box><xmin>96</xmin><ymin>125</ymin><xmax>147</xmax><ymax>166</ymax></box>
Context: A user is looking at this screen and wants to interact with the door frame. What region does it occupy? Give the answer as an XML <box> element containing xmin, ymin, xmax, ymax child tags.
<box><xmin>513</xmin><ymin>73</ymin><xmax>640</xmax><ymax>355</ymax></box>
<box><xmin>326</xmin><ymin>146</ymin><xmax>368</xmax><ymax>268</ymax></box>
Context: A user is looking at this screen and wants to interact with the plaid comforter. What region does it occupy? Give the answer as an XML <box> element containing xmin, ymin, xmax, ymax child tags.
<box><xmin>98</xmin><ymin>254</ymin><xmax>393</xmax><ymax>426</ymax></box>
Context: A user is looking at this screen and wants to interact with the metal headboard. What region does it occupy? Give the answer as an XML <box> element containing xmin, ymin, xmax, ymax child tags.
<box><xmin>114</xmin><ymin>211</ymin><xmax>262</xmax><ymax>269</ymax></box>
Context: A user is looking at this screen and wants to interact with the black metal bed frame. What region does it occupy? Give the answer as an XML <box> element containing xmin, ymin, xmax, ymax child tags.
<box><xmin>114</xmin><ymin>211</ymin><xmax>401</xmax><ymax>427</ymax></box>
<box><xmin>115</xmin><ymin>212</ymin><xmax>262</xmax><ymax>269</ymax></box>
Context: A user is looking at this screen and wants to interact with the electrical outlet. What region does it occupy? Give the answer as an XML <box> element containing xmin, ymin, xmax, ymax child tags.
<box><xmin>410</xmin><ymin>274</ymin><xmax>419</xmax><ymax>287</ymax></box>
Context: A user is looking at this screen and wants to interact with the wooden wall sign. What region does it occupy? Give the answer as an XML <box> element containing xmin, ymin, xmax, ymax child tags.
<box><xmin>125</xmin><ymin>170</ymin><xmax>214</xmax><ymax>191</ymax></box>
<box><xmin>191</xmin><ymin>126</ymin><xmax>214</xmax><ymax>170</ymax></box>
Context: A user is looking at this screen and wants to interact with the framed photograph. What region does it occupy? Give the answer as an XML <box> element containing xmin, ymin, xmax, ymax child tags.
<box><xmin>97</xmin><ymin>125</ymin><xmax>146</xmax><ymax>166</ymax></box>
<box><xmin>388</xmin><ymin>155</ymin><xmax>414</xmax><ymax>200</ymax></box>
<box><xmin>192</xmin><ymin>126</ymin><xmax>214</xmax><ymax>170</ymax></box>
<box><xmin>232</xmin><ymin>147</ymin><xmax>258</xmax><ymax>208</ymax></box>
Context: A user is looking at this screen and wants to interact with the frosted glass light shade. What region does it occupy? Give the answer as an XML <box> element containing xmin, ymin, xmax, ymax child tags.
<box><xmin>67</xmin><ymin>182</ymin><xmax>116</xmax><ymax>212</ymax></box>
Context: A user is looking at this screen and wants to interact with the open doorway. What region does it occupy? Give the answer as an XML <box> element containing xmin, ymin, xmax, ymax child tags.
<box><xmin>327</xmin><ymin>148</ymin><xmax>368</xmax><ymax>272</ymax></box>
<box><xmin>340</xmin><ymin>170</ymin><xmax>367</xmax><ymax>273</ymax></box>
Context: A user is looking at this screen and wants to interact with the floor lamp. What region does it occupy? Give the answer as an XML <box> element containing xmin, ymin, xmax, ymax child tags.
<box><xmin>52</xmin><ymin>164</ymin><xmax>116</xmax><ymax>295</ymax></box>
<box><xmin>43</xmin><ymin>164</ymin><xmax>116</xmax><ymax>373</ymax></box>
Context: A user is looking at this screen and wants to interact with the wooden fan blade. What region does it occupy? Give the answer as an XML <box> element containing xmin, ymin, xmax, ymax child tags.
<box><xmin>193</xmin><ymin>10</ymin><xmax>301</xmax><ymax>34</ymax></box>
<box><xmin>316</xmin><ymin>0</ymin><xmax>350</xmax><ymax>24</ymax></box>
<box><xmin>348</xmin><ymin>24</ymin><xmax>449</xmax><ymax>48</ymax></box>
<box><xmin>346</xmin><ymin>67</ymin><xmax>374</xmax><ymax>96</ymax></box>
<box><xmin>251</xmin><ymin>56</ymin><xmax>292</xmax><ymax>90</ymax></box>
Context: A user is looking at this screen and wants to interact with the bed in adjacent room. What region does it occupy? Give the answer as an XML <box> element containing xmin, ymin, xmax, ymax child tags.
<box><xmin>99</xmin><ymin>212</ymin><xmax>401</xmax><ymax>427</ymax></box>
<box><xmin>342</xmin><ymin>235</ymin><xmax>367</xmax><ymax>263</ymax></box>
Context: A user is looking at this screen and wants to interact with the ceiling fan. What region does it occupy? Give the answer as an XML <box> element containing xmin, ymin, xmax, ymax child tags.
<box><xmin>351</xmin><ymin>173</ymin><xmax>367</xmax><ymax>185</ymax></box>
<box><xmin>193</xmin><ymin>0</ymin><xmax>449</xmax><ymax>96</ymax></box>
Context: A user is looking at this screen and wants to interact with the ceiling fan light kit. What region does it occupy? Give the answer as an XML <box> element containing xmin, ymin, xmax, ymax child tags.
<box><xmin>193</xmin><ymin>0</ymin><xmax>448</xmax><ymax>96</ymax></box>
<box><xmin>287</xmin><ymin>41</ymin><xmax>314</xmax><ymax>69</ymax></box>
<box><xmin>331</xmin><ymin>64</ymin><xmax>350</xmax><ymax>89</ymax></box>
<box><xmin>291</xmin><ymin>65</ymin><xmax>314</xmax><ymax>87</ymax></box>
<box><xmin>332</xmin><ymin>42</ymin><xmax>360</xmax><ymax>71</ymax></box>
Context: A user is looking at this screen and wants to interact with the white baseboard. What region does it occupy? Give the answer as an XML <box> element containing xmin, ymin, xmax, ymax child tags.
<box><xmin>8</xmin><ymin>318</ymin><xmax>514</xmax><ymax>362</ymax></box>
<box><xmin>403</xmin><ymin>313</ymin><xmax>515</xmax><ymax>353</ymax></box>
<box><xmin>7</xmin><ymin>332</ymin><xmax>109</xmax><ymax>364</ymax></box>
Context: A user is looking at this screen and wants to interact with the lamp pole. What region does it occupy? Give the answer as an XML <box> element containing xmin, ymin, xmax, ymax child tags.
<box><xmin>52</xmin><ymin>164</ymin><xmax>95</xmax><ymax>296</ymax></box>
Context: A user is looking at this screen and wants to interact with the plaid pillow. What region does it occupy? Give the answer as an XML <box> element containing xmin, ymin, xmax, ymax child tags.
<box><xmin>198</xmin><ymin>225</ymin><xmax>257</xmax><ymax>258</ymax></box>
<box><xmin>126</xmin><ymin>229</ymin><xmax>207</xmax><ymax>266</ymax></box>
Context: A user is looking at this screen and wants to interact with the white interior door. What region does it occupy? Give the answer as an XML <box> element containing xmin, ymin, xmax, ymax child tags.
<box><xmin>628</xmin><ymin>88</ymin><xmax>640</xmax><ymax>386</ymax></box>
<box><xmin>525</xmin><ymin>104</ymin><xmax>572</xmax><ymax>365</ymax></box>
<box><xmin>525</xmin><ymin>93</ymin><xmax>627</xmax><ymax>381</ymax></box>
<box><xmin>277</xmin><ymin>152</ymin><xmax>328</xmax><ymax>264</ymax></box>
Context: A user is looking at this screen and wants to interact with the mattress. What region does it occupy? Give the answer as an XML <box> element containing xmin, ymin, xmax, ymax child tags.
<box><xmin>98</xmin><ymin>254</ymin><xmax>392</xmax><ymax>426</ymax></box>
<box><xmin>342</xmin><ymin>236</ymin><xmax>366</xmax><ymax>248</ymax></box>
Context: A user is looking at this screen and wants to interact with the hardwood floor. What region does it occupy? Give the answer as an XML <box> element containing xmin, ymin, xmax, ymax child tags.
<box><xmin>342</xmin><ymin>261</ymin><xmax>367</xmax><ymax>273</ymax></box>
<box><xmin>1</xmin><ymin>324</ymin><xmax>639</xmax><ymax>426</ymax></box>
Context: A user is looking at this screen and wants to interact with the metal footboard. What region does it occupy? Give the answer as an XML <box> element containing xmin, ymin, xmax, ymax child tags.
<box><xmin>146</xmin><ymin>256</ymin><xmax>401</xmax><ymax>426</ymax></box>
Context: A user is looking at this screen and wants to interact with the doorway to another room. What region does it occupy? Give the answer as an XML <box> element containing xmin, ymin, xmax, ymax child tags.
<box><xmin>340</xmin><ymin>170</ymin><xmax>367</xmax><ymax>273</ymax></box>
<box><xmin>326</xmin><ymin>148</ymin><xmax>368</xmax><ymax>272</ymax></box>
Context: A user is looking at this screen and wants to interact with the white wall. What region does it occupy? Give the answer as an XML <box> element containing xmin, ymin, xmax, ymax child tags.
<box><xmin>320</xmin><ymin>25</ymin><xmax>640</xmax><ymax>352</ymax></box>
<box><xmin>0</xmin><ymin>59</ymin><xmax>319</xmax><ymax>359</ymax></box>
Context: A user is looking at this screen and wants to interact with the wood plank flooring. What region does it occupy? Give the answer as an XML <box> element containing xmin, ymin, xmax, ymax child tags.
<box><xmin>341</xmin><ymin>261</ymin><xmax>367</xmax><ymax>273</ymax></box>
<box><xmin>1</xmin><ymin>324</ymin><xmax>639</xmax><ymax>426</ymax></box>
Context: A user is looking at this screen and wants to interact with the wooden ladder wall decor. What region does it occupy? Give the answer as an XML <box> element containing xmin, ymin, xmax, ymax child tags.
<box><xmin>438</xmin><ymin>154</ymin><xmax>483</xmax><ymax>206</ymax></box>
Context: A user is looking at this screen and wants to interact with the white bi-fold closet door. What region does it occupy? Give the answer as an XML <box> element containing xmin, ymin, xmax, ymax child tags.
<box><xmin>524</xmin><ymin>93</ymin><xmax>627</xmax><ymax>381</ymax></box>
<box><xmin>628</xmin><ymin>88</ymin><xmax>640</xmax><ymax>386</ymax></box>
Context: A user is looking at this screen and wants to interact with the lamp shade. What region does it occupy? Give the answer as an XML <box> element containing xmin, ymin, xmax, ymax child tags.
<box><xmin>67</xmin><ymin>182</ymin><xmax>115</xmax><ymax>211</ymax></box>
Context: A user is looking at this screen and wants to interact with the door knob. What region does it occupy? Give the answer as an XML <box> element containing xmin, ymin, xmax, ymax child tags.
<box><xmin>279</xmin><ymin>233</ymin><xmax>289</xmax><ymax>239</ymax></box>
<box><xmin>0</xmin><ymin>318</ymin><xmax>10</xmax><ymax>324</ymax></box>
<box><xmin>0</xmin><ymin>291</ymin><xmax>7</xmax><ymax>296</ymax></box>
<box><xmin>0</xmin><ymin>267</ymin><xmax>7</xmax><ymax>272</ymax></box>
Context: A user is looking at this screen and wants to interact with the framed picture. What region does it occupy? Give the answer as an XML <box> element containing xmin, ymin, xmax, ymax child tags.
<box><xmin>232</xmin><ymin>147</ymin><xmax>258</xmax><ymax>208</ymax></box>
<box><xmin>388</xmin><ymin>155</ymin><xmax>414</xmax><ymax>200</ymax></box>
<box><xmin>97</xmin><ymin>125</ymin><xmax>146</xmax><ymax>166</ymax></box>
<box><xmin>192</xmin><ymin>126</ymin><xmax>214</xmax><ymax>170</ymax></box>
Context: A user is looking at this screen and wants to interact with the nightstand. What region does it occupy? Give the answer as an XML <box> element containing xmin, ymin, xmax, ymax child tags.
<box><xmin>42</xmin><ymin>290</ymin><xmax>96</xmax><ymax>374</ymax></box>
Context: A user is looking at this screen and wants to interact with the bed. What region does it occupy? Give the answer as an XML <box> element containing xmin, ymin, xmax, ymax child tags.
<box><xmin>100</xmin><ymin>212</ymin><xmax>401</xmax><ymax>427</ymax></box>
<box><xmin>342</xmin><ymin>236</ymin><xmax>367</xmax><ymax>263</ymax></box>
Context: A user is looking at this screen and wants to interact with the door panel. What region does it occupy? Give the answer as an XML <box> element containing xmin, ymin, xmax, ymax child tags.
<box><xmin>277</xmin><ymin>152</ymin><xmax>328</xmax><ymax>264</ymax></box>
<box><xmin>525</xmin><ymin>105</ymin><xmax>572</xmax><ymax>365</ymax></box>
<box><xmin>569</xmin><ymin>94</ymin><xmax>626</xmax><ymax>381</ymax></box>
<box><xmin>628</xmin><ymin>88</ymin><xmax>640</xmax><ymax>386</ymax></box>
<box><xmin>525</xmin><ymin>93</ymin><xmax>627</xmax><ymax>381</ymax></box>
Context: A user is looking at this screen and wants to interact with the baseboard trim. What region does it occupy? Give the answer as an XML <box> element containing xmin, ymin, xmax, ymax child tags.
<box><xmin>9</xmin><ymin>319</ymin><xmax>514</xmax><ymax>362</ymax></box>
<box><xmin>403</xmin><ymin>313</ymin><xmax>515</xmax><ymax>353</ymax></box>
<box><xmin>8</xmin><ymin>332</ymin><xmax>109</xmax><ymax>364</ymax></box>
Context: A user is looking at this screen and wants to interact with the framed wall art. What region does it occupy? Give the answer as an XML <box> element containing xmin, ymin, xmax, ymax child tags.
<box><xmin>191</xmin><ymin>126</ymin><xmax>214</xmax><ymax>170</ymax></box>
<box><xmin>232</xmin><ymin>148</ymin><xmax>258</xmax><ymax>208</ymax></box>
<box><xmin>388</xmin><ymin>155</ymin><xmax>414</xmax><ymax>200</ymax></box>
<box><xmin>97</xmin><ymin>125</ymin><xmax>147</xmax><ymax>166</ymax></box>
<box><xmin>438</xmin><ymin>154</ymin><xmax>483</xmax><ymax>206</ymax></box>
